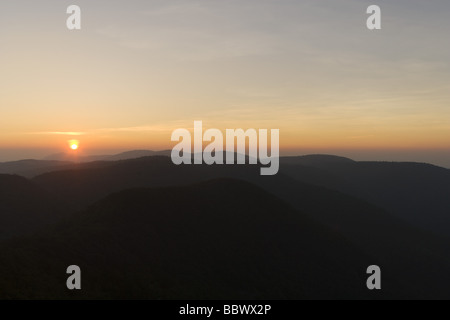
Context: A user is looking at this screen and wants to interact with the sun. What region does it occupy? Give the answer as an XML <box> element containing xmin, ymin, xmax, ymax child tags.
<box><xmin>68</xmin><ymin>139</ymin><xmax>80</xmax><ymax>151</ymax></box>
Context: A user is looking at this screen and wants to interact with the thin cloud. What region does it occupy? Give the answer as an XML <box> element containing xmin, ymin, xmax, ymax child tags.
<box><xmin>97</xmin><ymin>125</ymin><xmax>176</xmax><ymax>133</ymax></box>
<box><xmin>27</xmin><ymin>131</ymin><xmax>86</xmax><ymax>136</ymax></box>
<box><xmin>26</xmin><ymin>121</ymin><xmax>190</xmax><ymax>137</ymax></box>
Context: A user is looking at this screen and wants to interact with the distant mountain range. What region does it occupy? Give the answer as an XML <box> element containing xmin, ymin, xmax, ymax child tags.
<box><xmin>280</xmin><ymin>156</ymin><xmax>450</xmax><ymax>235</ymax></box>
<box><xmin>42</xmin><ymin>149</ymin><xmax>172</xmax><ymax>162</ymax></box>
<box><xmin>0</xmin><ymin>151</ymin><xmax>449</xmax><ymax>299</ymax></box>
<box><xmin>2</xmin><ymin>151</ymin><xmax>448</xmax><ymax>235</ymax></box>
<box><xmin>0</xmin><ymin>159</ymin><xmax>73</xmax><ymax>178</ymax></box>
<box><xmin>0</xmin><ymin>150</ymin><xmax>171</xmax><ymax>178</ymax></box>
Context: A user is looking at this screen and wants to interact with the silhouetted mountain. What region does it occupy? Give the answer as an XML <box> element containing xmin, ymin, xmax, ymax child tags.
<box><xmin>105</xmin><ymin>150</ymin><xmax>172</xmax><ymax>161</ymax></box>
<box><xmin>0</xmin><ymin>159</ymin><xmax>73</xmax><ymax>178</ymax></box>
<box><xmin>282</xmin><ymin>154</ymin><xmax>355</xmax><ymax>166</ymax></box>
<box><xmin>0</xmin><ymin>174</ymin><xmax>66</xmax><ymax>239</ymax></box>
<box><xmin>0</xmin><ymin>179</ymin><xmax>397</xmax><ymax>299</ymax></box>
<box><xmin>28</xmin><ymin>156</ymin><xmax>450</xmax><ymax>298</ymax></box>
<box><xmin>32</xmin><ymin>155</ymin><xmax>450</xmax><ymax>236</ymax></box>
<box><xmin>2</xmin><ymin>154</ymin><xmax>450</xmax><ymax>299</ymax></box>
<box><xmin>43</xmin><ymin>150</ymin><xmax>171</xmax><ymax>163</ymax></box>
<box><xmin>5</xmin><ymin>152</ymin><xmax>449</xmax><ymax>238</ymax></box>
<box><xmin>0</xmin><ymin>151</ymin><xmax>171</xmax><ymax>178</ymax></box>
<box><xmin>280</xmin><ymin>156</ymin><xmax>450</xmax><ymax>235</ymax></box>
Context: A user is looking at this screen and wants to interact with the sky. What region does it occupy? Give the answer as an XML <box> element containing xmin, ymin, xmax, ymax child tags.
<box><xmin>0</xmin><ymin>0</ymin><xmax>449</xmax><ymax>167</ymax></box>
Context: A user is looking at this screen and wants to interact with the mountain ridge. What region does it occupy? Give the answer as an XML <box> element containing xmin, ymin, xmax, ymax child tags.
<box><xmin>0</xmin><ymin>179</ymin><xmax>401</xmax><ymax>299</ymax></box>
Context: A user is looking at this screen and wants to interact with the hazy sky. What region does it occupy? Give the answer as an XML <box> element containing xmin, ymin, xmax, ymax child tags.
<box><xmin>0</xmin><ymin>0</ymin><xmax>449</xmax><ymax>166</ymax></box>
